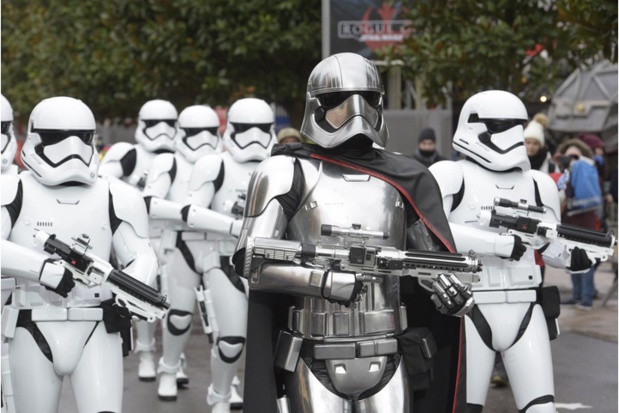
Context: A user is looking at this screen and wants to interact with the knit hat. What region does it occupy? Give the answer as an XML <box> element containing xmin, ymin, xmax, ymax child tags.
<box><xmin>277</xmin><ymin>127</ymin><xmax>302</xmax><ymax>143</ymax></box>
<box><xmin>578</xmin><ymin>133</ymin><xmax>604</xmax><ymax>150</ymax></box>
<box><xmin>524</xmin><ymin>120</ymin><xmax>544</xmax><ymax>146</ymax></box>
<box><xmin>417</xmin><ymin>127</ymin><xmax>436</xmax><ymax>143</ymax></box>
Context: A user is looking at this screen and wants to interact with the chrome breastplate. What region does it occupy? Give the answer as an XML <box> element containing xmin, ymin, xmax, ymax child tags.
<box><xmin>286</xmin><ymin>158</ymin><xmax>408</xmax><ymax>341</ymax></box>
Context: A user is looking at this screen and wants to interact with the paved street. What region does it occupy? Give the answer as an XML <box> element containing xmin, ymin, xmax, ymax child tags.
<box><xmin>56</xmin><ymin>263</ymin><xmax>618</xmax><ymax>412</ymax></box>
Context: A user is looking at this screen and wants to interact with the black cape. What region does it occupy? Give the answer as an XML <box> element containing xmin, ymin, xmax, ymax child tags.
<box><xmin>241</xmin><ymin>143</ymin><xmax>466</xmax><ymax>413</ymax></box>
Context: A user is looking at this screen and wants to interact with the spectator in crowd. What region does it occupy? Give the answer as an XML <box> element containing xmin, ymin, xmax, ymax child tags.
<box><xmin>555</xmin><ymin>138</ymin><xmax>603</xmax><ymax>310</ymax></box>
<box><xmin>524</xmin><ymin>113</ymin><xmax>556</xmax><ymax>173</ymax></box>
<box><xmin>411</xmin><ymin>127</ymin><xmax>446</xmax><ymax>167</ymax></box>
<box><xmin>276</xmin><ymin>127</ymin><xmax>302</xmax><ymax>145</ymax></box>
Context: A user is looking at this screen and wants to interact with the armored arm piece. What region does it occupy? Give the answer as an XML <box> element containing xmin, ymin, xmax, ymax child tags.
<box><xmin>182</xmin><ymin>204</ymin><xmax>243</xmax><ymax>237</ymax></box>
<box><xmin>99</xmin><ymin>142</ymin><xmax>136</xmax><ymax>180</ymax></box>
<box><xmin>34</xmin><ymin>231</ymin><xmax>169</xmax><ymax>322</ymax></box>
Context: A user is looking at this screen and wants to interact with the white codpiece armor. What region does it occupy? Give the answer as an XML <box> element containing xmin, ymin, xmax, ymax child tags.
<box><xmin>0</xmin><ymin>171</ymin><xmax>158</xmax><ymax>413</ymax></box>
<box><xmin>235</xmin><ymin>155</ymin><xmax>410</xmax><ymax>413</ymax></box>
<box><xmin>429</xmin><ymin>90</ymin><xmax>573</xmax><ymax>413</ymax></box>
<box><xmin>99</xmin><ymin>99</ymin><xmax>178</xmax><ymax>382</ymax></box>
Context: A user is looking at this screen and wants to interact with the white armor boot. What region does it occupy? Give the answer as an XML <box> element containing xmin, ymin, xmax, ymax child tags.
<box><xmin>429</xmin><ymin>90</ymin><xmax>594</xmax><ymax>413</ymax></box>
<box><xmin>99</xmin><ymin>99</ymin><xmax>178</xmax><ymax>382</ymax></box>
<box><xmin>1</xmin><ymin>96</ymin><xmax>159</xmax><ymax>413</ymax></box>
<box><xmin>232</xmin><ymin>53</ymin><xmax>472</xmax><ymax>413</ymax></box>
<box><xmin>142</xmin><ymin>104</ymin><xmax>248</xmax><ymax>405</ymax></box>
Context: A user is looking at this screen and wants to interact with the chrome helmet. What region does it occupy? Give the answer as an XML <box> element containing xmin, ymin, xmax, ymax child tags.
<box><xmin>300</xmin><ymin>52</ymin><xmax>388</xmax><ymax>148</ymax></box>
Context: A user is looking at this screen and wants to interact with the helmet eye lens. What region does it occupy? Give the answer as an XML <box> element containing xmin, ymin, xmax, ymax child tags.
<box><xmin>144</xmin><ymin>119</ymin><xmax>176</xmax><ymax>128</ymax></box>
<box><xmin>318</xmin><ymin>92</ymin><xmax>381</xmax><ymax>109</ymax></box>
<box><xmin>34</xmin><ymin>129</ymin><xmax>94</xmax><ymax>145</ymax></box>
<box><xmin>182</xmin><ymin>127</ymin><xmax>218</xmax><ymax>137</ymax></box>
<box><xmin>1</xmin><ymin>122</ymin><xmax>10</xmax><ymax>134</ymax></box>
<box><xmin>231</xmin><ymin>123</ymin><xmax>272</xmax><ymax>133</ymax></box>
<box><xmin>468</xmin><ymin>115</ymin><xmax>525</xmax><ymax>135</ymax></box>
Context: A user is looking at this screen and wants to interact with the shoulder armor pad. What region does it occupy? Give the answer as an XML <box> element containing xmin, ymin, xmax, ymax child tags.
<box><xmin>245</xmin><ymin>156</ymin><xmax>295</xmax><ymax>217</ymax></box>
<box><xmin>189</xmin><ymin>154</ymin><xmax>224</xmax><ymax>191</ymax></box>
<box><xmin>428</xmin><ymin>160</ymin><xmax>464</xmax><ymax>197</ymax></box>
<box><xmin>109</xmin><ymin>179</ymin><xmax>149</xmax><ymax>237</ymax></box>
<box><xmin>0</xmin><ymin>174</ymin><xmax>21</xmax><ymax>207</ymax></box>
<box><xmin>529</xmin><ymin>170</ymin><xmax>562</xmax><ymax>221</ymax></box>
<box><xmin>147</xmin><ymin>153</ymin><xmax>175</xmax><ymax>183</ymax></box>
<box><xmin>101</xmin><ymin>142</ymin><xmax>135</xmax><ymax>164</ymax></box>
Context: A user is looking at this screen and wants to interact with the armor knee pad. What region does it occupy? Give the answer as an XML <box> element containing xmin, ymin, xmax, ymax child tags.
<box><xmin>216</xmin><ymin>336</ymin><xmax>246</xmax><ymax>364</ymax></box>
<box><xmin>166</xmin><ymin>309</ymin><xmax>193</xmax><ymax>336</ymax></box>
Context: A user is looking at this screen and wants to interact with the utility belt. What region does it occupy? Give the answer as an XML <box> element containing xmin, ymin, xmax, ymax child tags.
<box><xmin>288</xmin><ymin>306</ymin><xmax>407</xmax><ymax>339</ymax></box>
<box><xmin>472</xmin><ymin>289</ymin><xmax>538</xmax><ymax>304</ymax></box>
<box><xmin>5</xmin><ymin>299</ymin><xmax>133</xmax><ymax>356</ymax></box>
<box><xmin>274</xmin><ymin>330</ymin><xmax>399</xmax><ymax>372</ymax></box>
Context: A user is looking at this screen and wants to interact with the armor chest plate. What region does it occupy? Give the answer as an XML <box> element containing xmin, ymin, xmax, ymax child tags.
<box><xmin>450</xmin><ymin>162</ymin><xmax>543</xmax><ymax>233</ymax></box>
<box><xmin>10</xmin><ymin>173</ymin><xmax>114</xmax><ymax>307</ymax></box>
<box><xmin>287</xmin><ymin>159</ymin><xmax>408</xmax><ymax>340</ymax></box>
<box><xmin>211</xmin><ymin>153</ymin><xmax>257</xmax><ymax>219</ymax></box>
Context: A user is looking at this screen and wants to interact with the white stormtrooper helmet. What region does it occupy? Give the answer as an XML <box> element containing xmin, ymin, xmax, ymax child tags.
<box><xmin>21</xmin><ymin>96</ymin><xmax>99</xmax><ymax>186</ymax></box>
<box><xmin>222</xmin><ymin>98</ymin><xmax>275</xmax><ymax>163</ymax></box>
<box><xmin>135</xmin><ymin>99</ymin><xmax>178</xmax><ymax>152</ymax></box>
<box><xmin>453</xmin><ymin>90</ymin><xmax>530</xmax><ymax>172</ymax></box>
<box><xmin>1</xmin><ymin>94</ymin><xmax>18</xmax><ymax>171</ymax></box>
<box><xmin>300</xmin><ymin>52</ymin><xmax>388</xmax><ymax>149</ymax></box>
<box><xmin>175</xmin><ymin>105</ymin><xmax>221</xmax><ymax>163</ymax></box>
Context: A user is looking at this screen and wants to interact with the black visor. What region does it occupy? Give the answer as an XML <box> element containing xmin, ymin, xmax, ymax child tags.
<box><xmin>33</xmin><ymin>129</ymin><xmax>94</xmax><ymax>145</ymax></box>
<box><xmin>144</xmin><ymin>119</ymin><xmax>176</xmax><ymax>128</ymax></box>
<box><xmin>468</xmin><ymin>114</ymin><xmax>526</xmax><ymax>135</ymax></box>
<box><xmin>1</xmin><ymin>122</ymin><xmax>10</xmax><ymax>134</ymax></box>
<box><xmin>182</xmin><ymin>127</ymin><xmax>219</xmax><ymax>137</ymax></box>
<box><xmin>317</xmin><ymin>91</ymin><xmax>382</xmax><ymax>109</ymax></box>
<box><xmin>231</xmin><ymin>123</ymin><xmax>272</xmax><ymax>133</ymax></box>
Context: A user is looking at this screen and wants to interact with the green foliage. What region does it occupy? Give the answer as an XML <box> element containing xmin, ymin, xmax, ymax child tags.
<box><xmin>386</xmin><ymin>0</ymin><xmax>617</xmax><ymax>107</ymax></box>
<box><xmin>1</xmin><ymin>0</ymin><xmax>321</xmax><ymax>123</ymax></box>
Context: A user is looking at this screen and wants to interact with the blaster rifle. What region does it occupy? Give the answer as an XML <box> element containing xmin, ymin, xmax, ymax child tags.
<box><xmin>34</xmin><ymin>230</ymin><xmax>170</xmax><ymax>322</ymax></box>
<box><xmin>479</xmin><ymin>199</ymin><xmax>615</xmax><ymax>263</ymax></box>
<box><xmin>244</xmin><ymin>224</ymin><xmax>481</xmax><ymax>284</ymax></box>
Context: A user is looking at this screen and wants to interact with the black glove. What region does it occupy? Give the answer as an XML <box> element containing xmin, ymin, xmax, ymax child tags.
<box><xmin>569</xmin><ymin>247</ymin><xmax>593</xmax><ymax>272</ymax></box>
<box><xmin>430</xmin><ymin>274</ymin><xmax>474</xmax><ymax>317</ymax></box>
<box><xmin>40</xmin><ymin>259</ymin><xmax>76</xmax><ymax>298</ymax></box>
<box><xmin>509</xmin><ymin>235</ymin><xmax>527</xmax><ymax>260</ymax></box>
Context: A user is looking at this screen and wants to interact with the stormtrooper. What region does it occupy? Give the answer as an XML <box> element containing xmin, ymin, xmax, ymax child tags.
<box><xmin>140</xmin><ymin>104</ymin><xmax>246</xmax><ymax>410</ymax></box>
<box><xmin>0</xmin><ymin>96</ymin><xmax>159</xmax><ymax>413</ymax></box>
<box><xmin>1</xmin><ymin>94</ymin><xmax>18</xmax><ymax>176</ymax></box>
<box><xmin>232</xmin><ymin>53</ymin><xmax>473</xmax><ymax>413</ymax></box>
<box><xmin>429</xmin><ymin>90</ymin><xmax>594</xmax><ymax>413</ymax></box>
<box><xmin>1</xmin><ymin>93</ymin><xmax>18</xmax><ymax>413</ymax></box>
<box><xmin>99</xmin><ymin>99</ymin><xmax>181</xmax><ymax>382</ymax></box>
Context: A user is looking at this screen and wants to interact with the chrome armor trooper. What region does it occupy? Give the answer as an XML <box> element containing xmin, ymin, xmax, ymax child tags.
<box><xmin>233</xmin><ymin>53</ymin><xmax>472</xmax><ymax>413</ymax></box>
<box><xmin>99</xmin><ymin>99</ymin><xmax>178</xmax><ymax>381</ymax></box>
<box><xmin>141</xmin><ymin>104</ymin><xmax>242</xmax><ymax>408</ymax></box>
<box><xmin>1</xmin><ymin>93</ymin><xmax>18</xmax><ymax>413</ymax></box>
<box><xmin>163</xmin><ymin>98</ymin><xmax>275</xmax><ymax>413</ymax></box>
<box><xmin>0</xmin><ymin>97</ymin><xmax>159</xmax><ymax>413</ymax></box>
<box><xmin>429</xmin><ymin>90</ymin><xmax>593</xmax><ymax>413</ymax></box>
